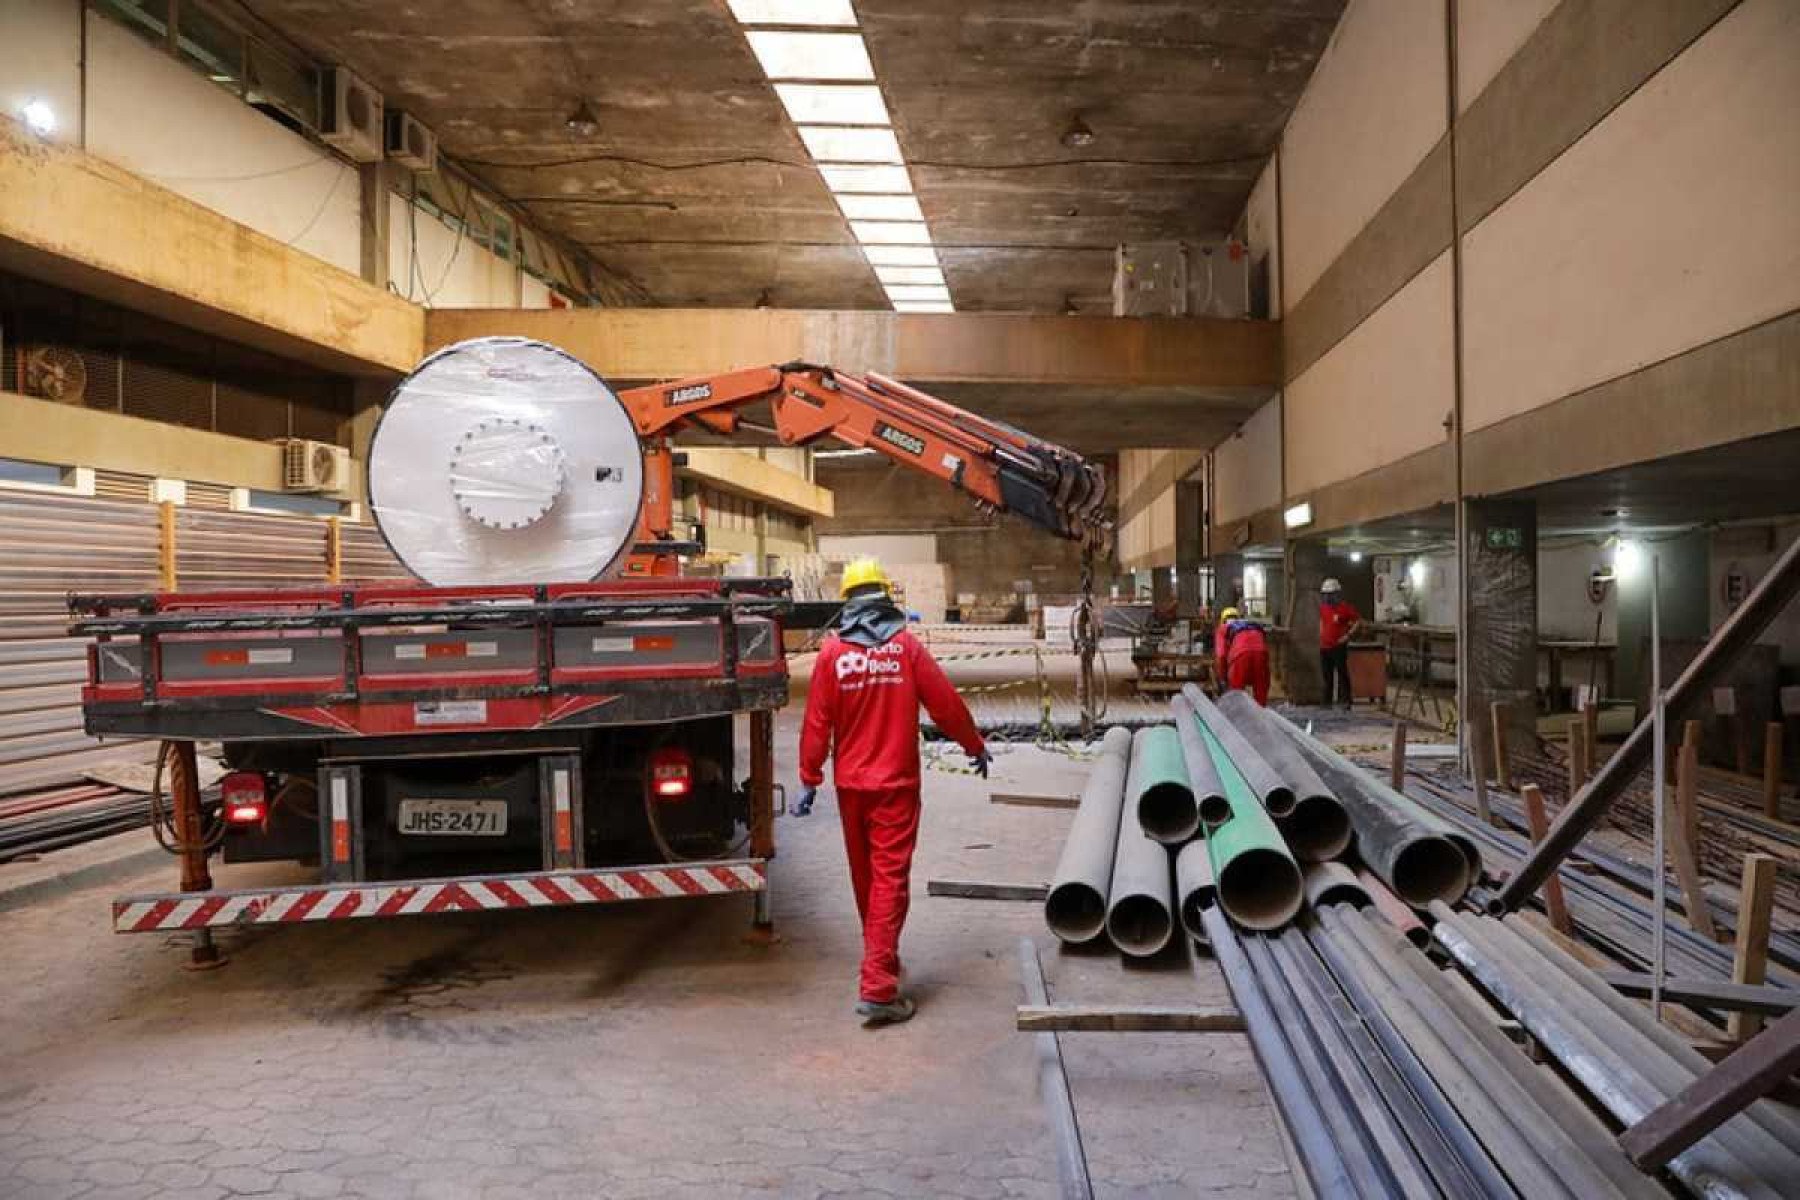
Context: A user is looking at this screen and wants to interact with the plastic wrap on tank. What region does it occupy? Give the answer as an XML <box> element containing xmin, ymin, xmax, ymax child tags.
<box><xmin>366</xmin><ymin>337</ymin><xmax>646</xmax><ymax>586</ymax></box>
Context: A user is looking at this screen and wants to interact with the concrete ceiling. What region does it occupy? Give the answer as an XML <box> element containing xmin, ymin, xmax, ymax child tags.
<box><xmin>238</xmin><ymin>0</ymin><xmax>1343</xmax><ymax>311</ymax></box>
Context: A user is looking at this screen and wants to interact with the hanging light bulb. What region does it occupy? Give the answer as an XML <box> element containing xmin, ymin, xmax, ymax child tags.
<box><xmin>565</xmin><ymin>99</ymin><xmax>600</xmax><ymax>138</ymax></box>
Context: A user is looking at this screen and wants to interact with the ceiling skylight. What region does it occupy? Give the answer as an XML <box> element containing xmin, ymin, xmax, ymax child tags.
<box><xmin>728</xmin><ymin>0</ymin><xmax>857</xmax><ymax>25</ymax></box>
<box><xmin>735</xmin><ymin>4</ymin><xmax>954</xmax><ymax>311</ymax></box>
<box><xmin>745</xmin><ymin>31</ymin><xmax>873</xmax><ymax>80</ymax></box>
<box><xmin>774</xmin><ymin>84</ymin><xmax>889</xmax><ymax>126</ymax></box>
<box><xmin>797</xmin><ymin>125</ymin><xmax>902</xmax><ymax>163</ymax></box>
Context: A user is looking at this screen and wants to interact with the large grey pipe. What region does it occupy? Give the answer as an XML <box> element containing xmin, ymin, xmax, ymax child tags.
<box><xmin>1175</xmin><ymin>839</ymin><xmax>1216</xmax><ymax>944</ymax></box>
<box><xmin>1105</xmin><ymin>729</ymin><xmax>1176</xmax><ymax>957</ymax></box>
<box><xmin>1169</xmin><ymin>693</ymin><xmax>1228</xmax><ymax>827</ymax></box>
<box><xmin>1217</xmin><ymin>691</ymin><xmax>1353</xmax><ymax>862</ymax></box>
<box><xmin>1043</xmin><ymin>726</ymin><xmax>1133</xmax><ymax>944</ymax></box>
<box><xmin>1264</xmin><ymin>712</ymin><xmax>1472</xmax><ymax>907</ymax></box>
<box><xmin>1181</xmin><ymin>683</ymin><xmax>1294</xmax><ymax>817</ymax></box>
<box><xmin>1131</xmin><ymin>724</ymin><xmax>1199</xmax><ymax>844</ymax></box>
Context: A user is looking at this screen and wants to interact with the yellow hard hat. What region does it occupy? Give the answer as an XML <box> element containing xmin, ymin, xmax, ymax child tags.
<box><xmin>1219</xmin><ymin>607</ymin><xmax>1241</xmax><ymax>623</ymax></box>
<box><xmin>840</xmin><ymin>556</ymin><xmax>892</xmax><ymax>598</ymax></box>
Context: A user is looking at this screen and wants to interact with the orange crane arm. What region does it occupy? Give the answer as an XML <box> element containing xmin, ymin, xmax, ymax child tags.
<box><xmin>616</xmin><ymin>364</ymin><xmax>1107</xmax><ymax>572</ymax></box>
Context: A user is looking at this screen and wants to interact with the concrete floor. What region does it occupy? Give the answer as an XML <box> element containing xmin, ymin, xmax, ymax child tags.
<box><xmin>0</xmin><ymin>708</ymin><xmax>1293</xmax><ymax>1200</ymax></box>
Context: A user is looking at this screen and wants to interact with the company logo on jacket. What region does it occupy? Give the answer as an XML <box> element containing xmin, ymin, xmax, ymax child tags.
<box><xmin>834</xmin><ymin>640</ymin><xmax>907</xmax><ymax>686</ymax></box>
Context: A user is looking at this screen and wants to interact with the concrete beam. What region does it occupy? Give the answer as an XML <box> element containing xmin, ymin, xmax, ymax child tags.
<box><xmin>678</xmin><ymin>448</ymin><xmax>833</xmax><ymax>520</ymax></box>
<box><xmin>424</xmin><ymin>308</ymin><xmax>1281</xmax><ymax>389</ymax></box>
<box><xmin>0</xmin><ymin>118</ymin><xmax>422</xmax><ymax>378</ymax></box>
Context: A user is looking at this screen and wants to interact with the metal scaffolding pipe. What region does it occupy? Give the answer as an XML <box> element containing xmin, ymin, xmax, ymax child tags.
<box><xmin>1353</xmin><ymin>866</ymin><xmax>1431</xmax><ymax>949</ymax></box>
<box><xmin>1197</xmin><ymin>721</ymin><xmax>1302</xmax><ymax>932</ymax></box>
<box><xmin>1500</xmin><ymin>532</ymin><xmax>1800</xmax><ymax>910</ymax></box>
<box><xmin>1218</xmin><ymin>691</ymin><xmax>1353</xmax><ymax>862</ymax></box>
<box><xmin>1431</xmin><ymin>904</ymin><xmax>1781</xmax><ymax>1200</ymax></box>
<box><xmin>1271</xmin><ymin>718</ymin><xmax>1471</xmax><ymax>907</ymax></box>
<box><xmin>1104</xmin><ymin>728</ymin><xmax>1175</xmax><ymax>957</ymax></box>
<box><xmin>1199</xmin><ymin>906</ymin><xmax>1359</xmax><ymax>1199</ymax></box>
<box><xmin>1175</xmin><ymin>839</ymin><xmax>1215</xmax><ymax>944</ymax></box>
<box><xmin>1170</xmin><ymin>693</ymin><xmax>1228</xmax><ymax>826</ymax></box>
<box><xmin>1043</xmin><ymin>726</ymin><xmax>1133</xmax><ymax>945</ymax></box>
<box><xmin>1303</xmin><ymin>861</ymin><xmax>1371</xmax><ymax>911</ymax></box>
<box><xmin>1130</xmin><ymin>723</ymin><xmax>1199</xmax><ymax>844</ymax></box>
<box><xmin>1182</xmin><ymin>683</ymin><xmax>1295</xmax><ymax>817</ymax></box>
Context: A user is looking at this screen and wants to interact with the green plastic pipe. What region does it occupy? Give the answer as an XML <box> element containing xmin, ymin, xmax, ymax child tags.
<box><xmin>1197</xmin><ymin>719</ymin><xmax>1303</xmax><ymax>932</ymax></box>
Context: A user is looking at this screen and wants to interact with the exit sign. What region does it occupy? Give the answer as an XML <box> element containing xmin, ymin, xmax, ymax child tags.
<box><xmin>1485</xmin><ymin>527</ymin><xmax>1524</xmax><ymax>550</ymax></box>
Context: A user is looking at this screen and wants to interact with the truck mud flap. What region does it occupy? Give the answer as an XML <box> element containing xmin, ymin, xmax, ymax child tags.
<box><xmin>112</xmin><ymin>859</ymin><xmax>766</xmax><ymax>933</ymax></box>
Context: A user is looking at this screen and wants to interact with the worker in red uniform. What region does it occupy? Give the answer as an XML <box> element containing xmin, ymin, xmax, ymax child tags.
<box><xmin>795</xmin><ymin>558</ymin><xmax>990</xmax><ymax>1027</ymax></box>
<box><xmin>1215</xmin><ymin>607</ymin><xmax>1272</xmax><ymax>706</ymax></box>
<box><xmin>1319</xmin><ymin>577</ymin><xmax>1363</xmax><ymax>710</ymax></box>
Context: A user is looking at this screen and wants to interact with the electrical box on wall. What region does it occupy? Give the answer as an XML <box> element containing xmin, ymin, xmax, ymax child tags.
<box><xmin>1112</xmin><ymin>240</ymin><xmax>1251</xmax><ymax>318</ymax></box>
<box><xmin>385</xmin><ymin>109</ymin><xmax>437</xmax><ymax>173</ymax></box>
<box><xmin>320</xmin><ymin>67</ymin><xmax>384</xmax><ymax>163</ymax></box>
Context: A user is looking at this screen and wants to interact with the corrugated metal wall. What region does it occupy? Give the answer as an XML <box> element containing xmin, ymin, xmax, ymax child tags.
<box><xmin>0</xmin><ymin>487</ymin><xmax>408</xmax><ymax>795</ymax></box>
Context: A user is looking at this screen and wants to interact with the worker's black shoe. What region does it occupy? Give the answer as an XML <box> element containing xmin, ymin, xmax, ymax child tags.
<box><xmin>856</xmin><ymin>996</ymin><xmax>916</xmax><ymax>1027</ymax></box>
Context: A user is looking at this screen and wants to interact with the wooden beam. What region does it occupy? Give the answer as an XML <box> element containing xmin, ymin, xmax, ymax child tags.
<box><xmin>1728</xmin><ymin>853</ymin><xmax>1779</xmax><ymax>1041</ymax></box>
<box><xmin>1490</xmin><ymin>701</ymin><xmax>1513</xmax><ymax>791</ymax></box>
<box><xmin>1389</xmin><ymin>720</ymin><xmax>1407</xmax><ymax>792</ymax></box>
<box><xmin>1582</xmin><ymin>700</ymin><xmax>1600</xmax><ymax>776</ymax></box>
<box><xmin>1670</xmin><ymin>739</ymin><xmax>1719</xmax><ymax>941</ymax></box>
<box><xmin>929</xmin><ymin>879</ymin><xmax>1049</xmax><ymax>901</ymax></box>
<box><xmin>1598</xmin><ymin>971</ymin><xmax>1797</xmax><ymax>1017</ymax></box>
<box><xmin>1519</xmin><ymin>785</ymin><xmax>1572</xmax><ymax>936</ymax></box>
<box><xmin>1567</xmin><ymin>718</ymin><xmax>1587</xmax><ymax>795</ymax></box>
<box><xmin>991</xmin><ymin>792</ymin><xmax>1080</xmax><ymax>810</ymax></box>
<box><xmin>1016</xmin><ymin>1005</ymin><xmax>1246</xmax><ymax>1034</ymax></box>
<box><xmin>1618</xmin><ymin>1004</ymin><xmax>1800</xmax><ymax>1170</ymax></box>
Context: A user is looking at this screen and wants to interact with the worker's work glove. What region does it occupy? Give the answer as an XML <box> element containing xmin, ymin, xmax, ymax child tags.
<box><xmin>969</xmin><ymin>750</ymin><xmax>992</xmax><ymax>779</ymax></box>
<box><xmin>790</xmin><ymin>785</ymin><xmax>817</xmax><ymax>817</ymax></box>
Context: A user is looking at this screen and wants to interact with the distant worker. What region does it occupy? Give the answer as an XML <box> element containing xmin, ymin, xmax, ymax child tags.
<box><xmin>1319</xmin><ymin>578</ymin><xmax>1363</xmax><ymax>709</ymax></box>
<box><xmin>1215</xmin><ymin>606</ymin><xmax>1271</xmax><ymax>706</ymax></box>
<box><xmin>794</xmin><ymin>557</ymin><xmax>990</xmax><ymax>1028</ymax></box>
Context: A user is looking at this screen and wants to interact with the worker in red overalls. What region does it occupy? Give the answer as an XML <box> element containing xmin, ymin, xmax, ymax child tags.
<box><xmin>796</xmin><ymin>558</ymin><xmax>989</xmax><ymax>1027</ymax></box>
<box><xmin>1318</xmin><ymin>578</ymin><xmax>1363</xmax><ymax>710</ymax></box>
<box><xmin>1215</xmin><ymin>606</ymin><xmax>1272</xmax><ymax>706</ymax></box>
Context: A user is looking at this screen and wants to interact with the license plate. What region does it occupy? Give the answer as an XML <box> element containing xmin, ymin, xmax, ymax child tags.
<box><xmin>397</xmin><ymin>799</ymin><xmax>508</xmax><ymax>836</ymax></box>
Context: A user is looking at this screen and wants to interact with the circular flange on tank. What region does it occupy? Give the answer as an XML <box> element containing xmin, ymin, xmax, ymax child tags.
<box><xmin>367</xmin><ymin>337</ymin><xmax>645</xmax><ymax>586</ymax></box>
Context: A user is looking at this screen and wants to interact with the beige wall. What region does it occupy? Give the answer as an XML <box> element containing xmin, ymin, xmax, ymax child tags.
<box><xmin>0</xmin><ymin>1</ymin><xmax>81</xmax><ymax>135</ymax></box>
<box><xmin>388</xmin><ymin>192</ymin><xmax>538</xmax><ymax>310</ymax></box>
<box><xmin>1462</xmin><ymin>0</ymin><xmax>1800</xmax><ymax>433</ymax></box>
<box><xmin>1242</xmin><ymin>158</ymin><xmax>1282</xmax><ymax>313</ymax></box>
<box><xmin>1115</xmin><ymin>448</ymin><xmax>1201</xmax><ymax>570</ymax></box>
<box><xmin>1454</xmin><ymin>0</ymin><xmax>1559</xmax><ymax>111</ymax></box>
<box><xmin>1213</xmin><ymin>394</ymin><xmax>1282</xmax><ymax>526</ymax></box>
<box><xmin>1279</xmin><ymin>0</ymin><xmax>1448</xmax><ymax>307</ymax></box>
<box><xmin>1285</xmin><ymin>251</ymin><xmax>1454</xmax><ymax>497</ymax></box>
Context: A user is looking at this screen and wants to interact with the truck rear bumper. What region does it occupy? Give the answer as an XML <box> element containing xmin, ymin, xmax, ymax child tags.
<box><xmin>113</xmin><ymin>858</ymin><xmax>766</xmax><ymax>933</ymax></box>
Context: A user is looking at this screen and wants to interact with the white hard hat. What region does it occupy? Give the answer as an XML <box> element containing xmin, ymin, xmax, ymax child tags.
<box><xmin>1321</xmin><ymin>578</ymin><xmax>1342</xmax><ymax>593</ymax></box>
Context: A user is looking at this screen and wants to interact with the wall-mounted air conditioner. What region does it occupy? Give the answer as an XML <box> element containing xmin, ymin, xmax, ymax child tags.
<box><xmin>385</xmin><ymin>109</ymin><xmax>437</xmax><ymax>173</ymax></box>
<box><xmin>280</xmin><ymin>439</ymin><xmax>352</xmax><ymax>495</ymax></box>
<box><xmin>319</xmin><ymin>66</ymin><xmax>384</xmax><ymax>163</ymax></box>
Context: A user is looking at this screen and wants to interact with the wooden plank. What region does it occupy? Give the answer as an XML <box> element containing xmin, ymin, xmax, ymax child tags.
<box><xmin>1567</xmin><ymin>718</ymin><xmax>1587</xmax><ymax>795</ymax></box>
<box><xmin>1763</xmin><ymin>721</ymin><xmax>1784</xmax><ymax>820</ymax></box>
<box><xmin>1582</xmin><ymin>700</ymin><xmax>1600</xmax><ymax>776</ymax></box>
<box><xmin>1670</xmin><ymin>740</ymin><xmax>1719</xmax><ymax>941</ymax></box>
<box><xmin>1519</xmin><ymin>785</ymin><xmax>1572</xmax><ymax>936</ymax></box>
<box><xmin>1728</xmin><ymin>853</ymin><xmax>1779</xmax><ymax>1041</ymax></box>
<box><xmin>1470</xmin><ymin>722</ymin><xmax>1494</xmax><ymax>826</ymax></box>
<box><xmin>930</xmin><ymin>879</ymin><xmax>1049</xmax><ymax>901</ymax></box>
<box><xmin>1017</xmin><ymin>939</ymin><xmax>1095</xmax><ymax>1200</ymax></box>
<box><xmin>1598</xmin><ymin>971</ymin><xmax>1797</xmax><ymax>1017</ymax></box>
<box><xmin>991</xmin><ymin>792</ymin><xmax>1080</xmax><ymax>810</ymax></box>
<box><xmin>1618</xmin><ymin>1005</ymin><xmax>1800</xmax><ymax>1170</ymax></box>
<box><xmin>1389</xmin><ymin>720</ymin><xmax>1406</xmax><ymax>792</ymax></box>
<box><xmin>1016</xmin><ymin>1004</ymin><xmax>1246</xmax><ymax>1033</ymax></box>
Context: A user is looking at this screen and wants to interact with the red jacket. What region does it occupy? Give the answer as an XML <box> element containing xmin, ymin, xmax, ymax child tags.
<box><xmin>800</xmin><ymin>629</ymin><xmax>985</xmax><ymax>791</ymax></box>
<box><xmin>1218</xmin><ymin>619</ymin><xmax>1268</xmax><ymax>665</ymax></box>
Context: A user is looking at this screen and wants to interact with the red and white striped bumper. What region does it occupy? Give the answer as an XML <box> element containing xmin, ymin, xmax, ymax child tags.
<box><xmin>112</xmin><ymin>859</ymin><xmax>766</xmax><ymax>933</ymax></box>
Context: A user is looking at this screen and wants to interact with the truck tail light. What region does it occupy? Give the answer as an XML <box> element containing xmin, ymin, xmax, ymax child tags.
<box><xmin>221</xmin><ymin>772</ymin><xmax>268</xmax><ymax>825</ymax></box>
<box><xmin>648</xmin><ymin>746</ymin><xmax>693</xmax><ymax>801</ymax></box>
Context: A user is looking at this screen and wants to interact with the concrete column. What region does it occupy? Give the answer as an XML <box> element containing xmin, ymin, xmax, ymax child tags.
<box><xmin>1463</xmin><ymin>498</ymin><xmax>1539</xmax><ymax>750</ymax></box>
<box><xmin>1175</xmin><ymin>481</ymin><xmax>1204</xmax><ymax>616</ymax></box>
<box><xmin>1211</xmin><ymin>552</ymin><xmax>1244</xmax><ymax>612</ymax></box>
<box><xmin>1286</xmin><ymin>538</ymin><xmax>1328</xmax><ymax>704</ymax></box>
<box><xmin>342</xmin><ymin>378</ymin><xmax>392</xmax><ymax>464</ymax></box>
<box><xmin>358</xmin><ymin>162</ymin><xmax>393</xmax><ymax>290</ymax></box>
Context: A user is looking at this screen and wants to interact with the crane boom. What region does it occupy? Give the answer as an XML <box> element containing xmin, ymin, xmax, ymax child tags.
<box><xmin>617</xmin><ymin>363</ymin><xmax>1108</xmax><ymax>570</ymax></box>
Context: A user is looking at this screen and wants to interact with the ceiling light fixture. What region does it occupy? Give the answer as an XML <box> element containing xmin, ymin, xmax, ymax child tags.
<box><xmin>798</xmin><ymin>126</ymin><xmax>902</xmax><ymax>163</ymax></box>
<box><xmin>861</xmin><ymin>244</ymin><xmax>938</xmax><ymax>267</ymax></box>
<box><xmin>1060</xmin><ymin>113</ymin><xmax>1095</xmax><ymax>149</ymax></box>
<box><xmin>774</xmin><ymin>83</ymin><xmax>889</xmax><ymax>126</ymax></box>
<box><xmin>874</xmin><ymin>265</ymin><xmax>945</xmax><ymax>286</ymax></box>
<box><xmin>19</xmin><ymin>98</ymin><xmax>55</xmax><ymax>138</ymax></box>
<box><xmin>745</xmin><ymin>30</ymin><xmax>873</xmax><ymax>80</ymax></box>
<box><xmin>728</xmin><ymin>0</ymin><xmax>857</xmax><ymax>25</ymax></box>
<box><xmin>851</xmin><ymin>221</ymin><xmax>932</xmax><ymax>244</ymax></box>
<box><xmin>884</xmin><ymin>284</ymin><xmax>951</xmax><ymax>303</ymax></box>
<box><xmin>894</xmin><ymin>301</ymin><xmax>954</xmax><ymax>313</ymax></box>
<box><xmin>820</xmin><ymin>164</ymin><xmax>913</xmax><ymax>194</ymax></box>
<box><xmin>836</xmin><ymin>193</ymin><xmax>924</xmax><ymax>222</ymax></box>
<box><xmin>564</xmin><ymin>99</ymin><xmax>600</xmax><ymax>137</ymax></box>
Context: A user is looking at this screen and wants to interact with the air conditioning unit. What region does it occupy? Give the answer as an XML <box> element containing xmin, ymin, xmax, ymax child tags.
<box><xmin>319</xmin><ymin>66</ymin><xmax>384</xmax><ymax>163</ymax></box>
<box><xmin>1113</xmin><ymin>240</ymin><xmax>1252</xmax><ymax>318</ymax></box>
<box><xmin>281</xmin><ymin>439</ymin><xmax>352</xmax><ymax>494</ymax></box>
<box><xmin>385</xmin><ymin>109</ymin><xmax>437</xmax><ymax>173</ymax></box>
